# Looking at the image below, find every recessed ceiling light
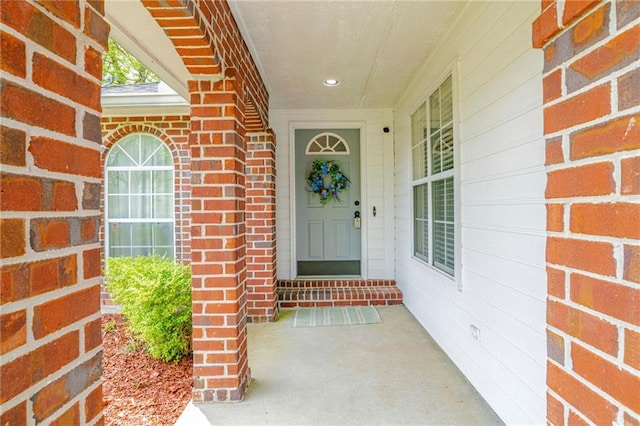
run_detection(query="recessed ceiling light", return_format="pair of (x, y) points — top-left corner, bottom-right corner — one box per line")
(323, 79), (340, 87)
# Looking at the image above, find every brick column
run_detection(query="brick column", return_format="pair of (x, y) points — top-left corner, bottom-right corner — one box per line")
(189, 79), (251, 402)
(533, 1), (640, 424)
(0, 1), (107, 424)
(246, 130), (277, 322)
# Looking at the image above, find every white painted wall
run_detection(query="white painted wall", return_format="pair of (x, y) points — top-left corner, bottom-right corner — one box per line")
(393, 2), (546, 424)
(271, 109), (395, 280)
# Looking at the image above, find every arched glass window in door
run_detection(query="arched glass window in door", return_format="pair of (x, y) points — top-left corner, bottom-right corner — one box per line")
(305, 132), (350, 155)
(105, 133), (175, 258)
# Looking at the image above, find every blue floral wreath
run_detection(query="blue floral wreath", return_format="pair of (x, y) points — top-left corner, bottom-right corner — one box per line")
(306, 159), (350, 205)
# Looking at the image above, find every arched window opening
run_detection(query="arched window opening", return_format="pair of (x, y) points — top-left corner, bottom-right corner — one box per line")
(105, 133), (175, 258)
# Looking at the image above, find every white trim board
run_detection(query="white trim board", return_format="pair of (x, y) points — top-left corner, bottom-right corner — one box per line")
(271, 108), (395, 281)
(288, 121), (368, 279)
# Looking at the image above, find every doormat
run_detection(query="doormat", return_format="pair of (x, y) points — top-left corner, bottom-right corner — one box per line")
(293, 306), (382, 328)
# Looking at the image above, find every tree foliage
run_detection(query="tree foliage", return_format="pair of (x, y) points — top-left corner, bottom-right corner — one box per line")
(102, 38), (160, 87)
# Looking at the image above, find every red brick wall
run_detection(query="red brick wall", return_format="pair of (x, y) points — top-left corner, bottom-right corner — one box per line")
(100, 115), (192, 305)
(244, 102), (277, 322)
(246, 130), (277, 322)
(0, 0), (107, 423)
(534, 0), (640, 424)
(196, 0), (269, 127)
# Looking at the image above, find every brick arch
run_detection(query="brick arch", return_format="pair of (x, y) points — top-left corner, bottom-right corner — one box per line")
(140, 0), (221, 77)
(141, 0), (269, 127)
(102, 124), (182, 167)
(100, 124), (192, 265)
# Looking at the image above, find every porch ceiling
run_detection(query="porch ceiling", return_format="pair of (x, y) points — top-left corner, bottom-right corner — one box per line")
(105, 0), (462, 110)
(229, 0), (461, 109)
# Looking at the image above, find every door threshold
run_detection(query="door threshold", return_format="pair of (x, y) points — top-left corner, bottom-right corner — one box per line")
(295, 275), (363, 280)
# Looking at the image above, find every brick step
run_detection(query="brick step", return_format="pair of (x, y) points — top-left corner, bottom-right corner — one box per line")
(277, 280), (403, 309)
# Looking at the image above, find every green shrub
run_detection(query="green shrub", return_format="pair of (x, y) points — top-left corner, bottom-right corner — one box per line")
(104, 256), (192, 363)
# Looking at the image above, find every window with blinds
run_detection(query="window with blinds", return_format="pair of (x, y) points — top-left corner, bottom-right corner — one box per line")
(411, 75), (455, 277)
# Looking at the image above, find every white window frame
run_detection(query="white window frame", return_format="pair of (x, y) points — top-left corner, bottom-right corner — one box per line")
(104, 133), (176, 259)
(410, 70), (460, 284)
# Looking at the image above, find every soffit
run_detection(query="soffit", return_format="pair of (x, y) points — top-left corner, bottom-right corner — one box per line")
(105, 0), (191, 100)
(228, 0), (461, 109)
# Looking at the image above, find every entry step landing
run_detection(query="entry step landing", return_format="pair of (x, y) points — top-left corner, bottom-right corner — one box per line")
(277, 279), (403, 309)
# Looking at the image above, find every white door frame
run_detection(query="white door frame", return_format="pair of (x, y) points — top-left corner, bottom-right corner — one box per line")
(289, 121), (368, 279)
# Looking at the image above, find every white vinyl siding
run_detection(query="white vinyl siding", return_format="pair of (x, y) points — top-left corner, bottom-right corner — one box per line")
(105, 133), (175, 258)
(412, 75), (455, 276)
(394, 2), (545, 424)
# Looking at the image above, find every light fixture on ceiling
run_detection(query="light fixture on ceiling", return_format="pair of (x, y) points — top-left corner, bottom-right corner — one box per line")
(323, 79), (340, 87)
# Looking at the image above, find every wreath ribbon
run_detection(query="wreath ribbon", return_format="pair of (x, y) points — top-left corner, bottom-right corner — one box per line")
(306, 159), (350, 205)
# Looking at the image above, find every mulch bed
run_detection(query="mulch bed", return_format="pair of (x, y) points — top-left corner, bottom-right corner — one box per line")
(102, 314), (193, 426)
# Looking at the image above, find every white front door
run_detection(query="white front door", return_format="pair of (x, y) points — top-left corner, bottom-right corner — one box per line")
(295, 129), (361, 276)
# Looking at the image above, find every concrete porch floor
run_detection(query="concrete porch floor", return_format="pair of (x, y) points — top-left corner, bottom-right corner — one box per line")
(176, 306), (503, 425)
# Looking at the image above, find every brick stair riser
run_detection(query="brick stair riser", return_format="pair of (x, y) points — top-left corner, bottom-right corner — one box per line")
(277, 285), (403, 309)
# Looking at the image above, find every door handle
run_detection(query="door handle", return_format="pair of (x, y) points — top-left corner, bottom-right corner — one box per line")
(353, 211), (361, 229)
